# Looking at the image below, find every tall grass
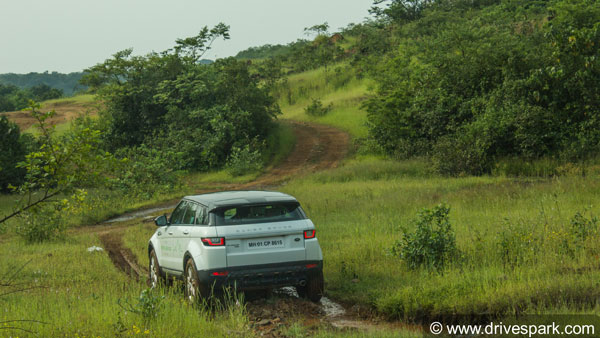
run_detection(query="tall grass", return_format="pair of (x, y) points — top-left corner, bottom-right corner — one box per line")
(0, 232), (250, 337)
(276, 157), (600, 321)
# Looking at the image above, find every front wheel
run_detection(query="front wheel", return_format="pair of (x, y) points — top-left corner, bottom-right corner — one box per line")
(296, 270), (324, 302)
(149, 250), (163, 288)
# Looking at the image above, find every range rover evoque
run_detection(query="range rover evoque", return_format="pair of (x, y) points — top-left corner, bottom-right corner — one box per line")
(148, 191), (324, 302)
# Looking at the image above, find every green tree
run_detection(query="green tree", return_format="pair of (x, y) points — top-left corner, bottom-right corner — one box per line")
(0, 115), (27, 192)
(0, 102), (111, 234)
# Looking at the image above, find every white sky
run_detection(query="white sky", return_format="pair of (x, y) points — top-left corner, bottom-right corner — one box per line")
(0, 0), (374, 74)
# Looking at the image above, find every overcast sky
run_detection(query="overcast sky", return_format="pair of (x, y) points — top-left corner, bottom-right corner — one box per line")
(0, 0), (375, 74)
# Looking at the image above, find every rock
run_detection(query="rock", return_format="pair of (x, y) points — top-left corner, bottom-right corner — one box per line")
(87, 246), (104, 252)
(351, 278), (359, 283)
(256, 319), (271, 326)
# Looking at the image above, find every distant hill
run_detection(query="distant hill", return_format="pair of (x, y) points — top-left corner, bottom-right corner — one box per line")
(0, 72), (85, 96)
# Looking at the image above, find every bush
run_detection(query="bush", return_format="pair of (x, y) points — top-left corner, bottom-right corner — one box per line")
(226, 144), (263, 176)
(304, 98), (333, 117)
(431, 133), (490, 176)
(391, 204), (458, 270)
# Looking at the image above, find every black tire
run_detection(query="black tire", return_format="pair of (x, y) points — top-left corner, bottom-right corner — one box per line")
(184, 258), (207, 304)
(148, 249), (164, 288)
(296, 270), (324, 302)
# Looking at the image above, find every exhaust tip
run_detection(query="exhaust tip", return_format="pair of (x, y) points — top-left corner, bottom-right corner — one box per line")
(298, 280), (307, 287)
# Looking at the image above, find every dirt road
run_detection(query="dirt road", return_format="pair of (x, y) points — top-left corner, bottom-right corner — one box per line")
(93, 121), (409, 336)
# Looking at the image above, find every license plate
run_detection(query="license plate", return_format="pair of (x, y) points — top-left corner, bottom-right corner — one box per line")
(247, 237), (285, 250)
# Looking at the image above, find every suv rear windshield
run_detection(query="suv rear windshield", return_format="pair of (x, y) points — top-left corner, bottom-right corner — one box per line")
(213, 203), (304, 226)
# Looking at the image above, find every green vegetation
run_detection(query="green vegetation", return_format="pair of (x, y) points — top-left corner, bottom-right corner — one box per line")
(0, 115), (29, 192)
(0, 83), (63, 112)
(0, 71), (84, 95)
(365, 0), (600, 175)
(2, 0), (600, 335)
(0, 231), (250, 337)
(278, 157), (600, 320)
(276, 65), (371, 138)
(82, 24), (278, 172)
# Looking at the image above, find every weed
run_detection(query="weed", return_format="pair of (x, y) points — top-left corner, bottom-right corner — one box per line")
(569, 210), (599, 246)
(391, 204), (458, 270)
(304, 98), (333, 117)
(118, 288), (165, 323)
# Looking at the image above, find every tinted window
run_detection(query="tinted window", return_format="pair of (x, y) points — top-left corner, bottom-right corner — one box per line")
(182, 202), (197, 225)
(170, 201), (187, 225)
(195, 206), (208, 225)
(214, 203), (304, 226)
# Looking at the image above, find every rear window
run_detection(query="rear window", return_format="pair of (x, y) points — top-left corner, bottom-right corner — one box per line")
(213, 203), (304, 226)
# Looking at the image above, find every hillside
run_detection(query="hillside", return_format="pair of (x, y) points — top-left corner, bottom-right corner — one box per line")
(1, 94), (97, 132)
(0, 71), (85, 95)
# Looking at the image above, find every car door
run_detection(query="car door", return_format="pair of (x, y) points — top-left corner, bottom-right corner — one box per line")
(161, 201), (187, 272)
(172, 201), (198, 269)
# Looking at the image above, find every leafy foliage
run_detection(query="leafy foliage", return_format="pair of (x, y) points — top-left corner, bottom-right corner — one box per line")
(82, 24), (279, 171)
(0, 71), (84, 96)
(226, 143), (263, 177)
(365, 0), (600, 174)
(0, 116), (28, 192)
(391, 204), (458, 270)
(0, 103), (112, 237)
(0, 83), (63, 112)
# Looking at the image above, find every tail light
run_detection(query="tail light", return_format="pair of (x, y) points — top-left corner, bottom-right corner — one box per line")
(304, 230), (316, 239)
(201, 237), (225, 246)
(305, 263), (318, 269)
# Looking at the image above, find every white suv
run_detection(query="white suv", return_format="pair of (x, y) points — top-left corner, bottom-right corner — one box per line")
(148, 191), (324, 302)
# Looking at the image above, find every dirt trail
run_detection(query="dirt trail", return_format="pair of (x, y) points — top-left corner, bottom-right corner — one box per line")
(94, 121), (407, 335)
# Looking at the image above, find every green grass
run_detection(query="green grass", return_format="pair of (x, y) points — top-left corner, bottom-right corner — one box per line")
(0, 231), (250, 337)
(274, 156), (600, 321)
(276, 65), (372, 138)
(42, 94), (96, 105)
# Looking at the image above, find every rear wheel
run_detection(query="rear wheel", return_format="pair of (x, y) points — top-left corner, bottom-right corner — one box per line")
(296, 270), (324, 302)
(184, 258), (206, 304)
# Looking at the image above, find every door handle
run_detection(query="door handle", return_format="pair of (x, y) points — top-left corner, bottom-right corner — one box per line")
(168, 231), (173, 235)
(182, 230), (189, 235)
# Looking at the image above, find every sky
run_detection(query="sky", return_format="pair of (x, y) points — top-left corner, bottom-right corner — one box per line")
(0, 0), (375, 74)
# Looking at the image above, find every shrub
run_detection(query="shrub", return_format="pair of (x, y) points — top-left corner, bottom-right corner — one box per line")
(16, 203), (66, 243)
(391, 204), (458, 270)
(226, 144), (263, 176)
(304, 98), (333, 117)
(118, 288), (165, 323)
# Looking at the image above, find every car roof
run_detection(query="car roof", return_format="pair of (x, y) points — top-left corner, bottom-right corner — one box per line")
(184, 190), (298, 210)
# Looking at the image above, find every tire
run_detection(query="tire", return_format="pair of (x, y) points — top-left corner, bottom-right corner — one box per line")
(149, 249), (163, 288)
(296, 270), (324, 302)
(184, 258), (206, 304)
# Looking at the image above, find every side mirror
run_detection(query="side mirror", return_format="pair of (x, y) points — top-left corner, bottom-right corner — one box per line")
(155, 214), (168, 227)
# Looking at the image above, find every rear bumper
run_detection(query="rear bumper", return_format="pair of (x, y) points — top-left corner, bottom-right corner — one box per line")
(197, 260), (323, 290)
